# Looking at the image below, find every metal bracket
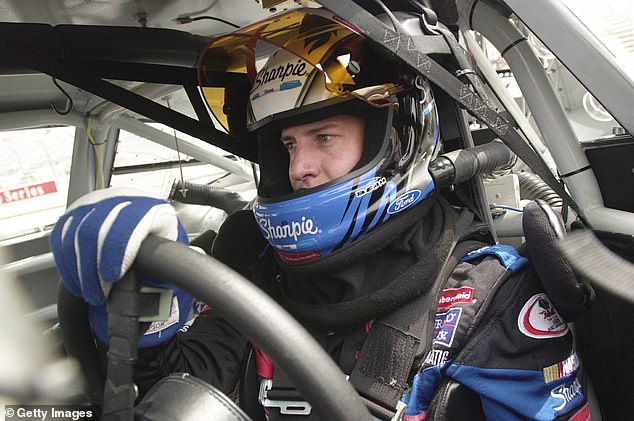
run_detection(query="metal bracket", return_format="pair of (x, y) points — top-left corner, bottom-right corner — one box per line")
(258, 379), (312, 416)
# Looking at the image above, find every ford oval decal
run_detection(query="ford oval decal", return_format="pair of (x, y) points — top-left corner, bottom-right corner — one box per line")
(388, 190), (422, 214)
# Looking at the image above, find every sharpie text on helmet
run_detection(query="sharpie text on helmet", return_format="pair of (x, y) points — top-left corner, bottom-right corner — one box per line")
(257, 215), (320, 242)
(254, 58), (308, 90)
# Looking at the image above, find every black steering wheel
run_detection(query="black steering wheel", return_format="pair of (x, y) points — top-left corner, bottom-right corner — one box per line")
(109, 234), (373, 420)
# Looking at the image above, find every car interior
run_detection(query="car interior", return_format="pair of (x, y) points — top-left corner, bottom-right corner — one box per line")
(0, 0), (632, 419)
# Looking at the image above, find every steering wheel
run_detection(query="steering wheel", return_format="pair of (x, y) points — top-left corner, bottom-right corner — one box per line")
(113, 234), (373, 420)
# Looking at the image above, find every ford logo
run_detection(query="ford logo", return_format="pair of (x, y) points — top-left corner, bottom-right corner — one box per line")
(388, 190), (422, 214)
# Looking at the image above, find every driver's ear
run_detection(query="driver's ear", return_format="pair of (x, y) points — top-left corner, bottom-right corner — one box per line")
(211, 209), (267, 272)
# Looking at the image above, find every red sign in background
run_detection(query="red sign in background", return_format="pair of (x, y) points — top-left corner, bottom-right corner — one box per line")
(1, 181), (58, 204)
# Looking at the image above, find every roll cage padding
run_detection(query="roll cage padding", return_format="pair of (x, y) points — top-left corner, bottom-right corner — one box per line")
(0, 23), (208, 73)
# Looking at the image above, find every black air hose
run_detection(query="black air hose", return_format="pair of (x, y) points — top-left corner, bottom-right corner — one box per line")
(429, 140), (517, 189)
(517, 171), (563, 208)
(169, 180), (248, 215)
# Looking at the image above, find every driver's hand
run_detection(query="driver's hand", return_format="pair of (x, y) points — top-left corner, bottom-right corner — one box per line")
(51, 187), (195, 347)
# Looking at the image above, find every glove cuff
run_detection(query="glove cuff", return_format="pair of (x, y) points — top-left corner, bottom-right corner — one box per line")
(89, 289), (195, 348)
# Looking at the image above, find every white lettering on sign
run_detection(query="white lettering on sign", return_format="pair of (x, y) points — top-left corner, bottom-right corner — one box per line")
(1, 181), (57, 204)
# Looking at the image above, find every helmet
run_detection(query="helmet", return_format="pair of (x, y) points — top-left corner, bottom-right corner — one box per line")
(198, 8), (440, 265)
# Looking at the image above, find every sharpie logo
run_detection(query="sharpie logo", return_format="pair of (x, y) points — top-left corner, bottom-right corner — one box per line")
(550, 378), (582, 411)
(254, 59), (308, 89)
(388, 190), (421, 214)
(257, 216), (319, 242)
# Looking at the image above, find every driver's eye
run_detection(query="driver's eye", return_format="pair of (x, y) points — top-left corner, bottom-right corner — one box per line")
(317, 134), (334, 143)
(282, 140), (296, 151)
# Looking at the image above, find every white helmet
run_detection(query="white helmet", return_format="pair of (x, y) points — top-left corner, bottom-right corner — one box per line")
(199, 8), (440, 265)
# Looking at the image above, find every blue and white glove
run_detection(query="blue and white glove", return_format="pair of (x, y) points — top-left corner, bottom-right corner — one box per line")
(51, 187), (195, 348)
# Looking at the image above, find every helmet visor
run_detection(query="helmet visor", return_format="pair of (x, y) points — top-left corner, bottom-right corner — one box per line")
(198, 8), (409, 136)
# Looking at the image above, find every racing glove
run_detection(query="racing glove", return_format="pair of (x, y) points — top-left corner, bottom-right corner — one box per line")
(51, 187), (195, 348)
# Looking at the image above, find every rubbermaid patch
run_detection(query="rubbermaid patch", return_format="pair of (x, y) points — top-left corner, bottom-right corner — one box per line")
(438, 286), (475, 310)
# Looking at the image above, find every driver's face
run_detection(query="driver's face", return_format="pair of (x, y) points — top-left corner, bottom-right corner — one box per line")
(281, 115), (364, 191)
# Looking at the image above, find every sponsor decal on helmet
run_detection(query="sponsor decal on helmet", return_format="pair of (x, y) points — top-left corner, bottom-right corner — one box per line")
(550, 377), (583, 412)
(518, 293), (569, 339)
(433, 307), (462, 348)
(387, 190), (422, 214)
(251, 88), (274, 101)
(251, 80), (304, 102)
(253, 58), (308, 90)
(277, 250), (321, 263)
(277, 238), (318, 251)
(543, 353), (580, 384)
(437, 287), (475, 310)
(257, 216), (320, 242)
(280, 80), (302, 90)
(355, 176), (387, 198)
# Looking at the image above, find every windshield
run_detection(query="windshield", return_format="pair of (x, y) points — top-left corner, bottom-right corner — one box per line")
(561, 0), (634, 81)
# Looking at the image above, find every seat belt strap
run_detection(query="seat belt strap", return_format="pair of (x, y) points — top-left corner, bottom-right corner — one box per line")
(347, 217), (479, 419)
(317, 0), (581, 218)
(348, 294), (434, 418)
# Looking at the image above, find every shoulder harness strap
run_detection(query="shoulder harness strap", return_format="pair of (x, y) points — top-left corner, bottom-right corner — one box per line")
(348, 214), (479, 420)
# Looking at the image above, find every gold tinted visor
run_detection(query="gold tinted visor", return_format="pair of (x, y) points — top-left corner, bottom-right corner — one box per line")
(198, 8), (408, 136)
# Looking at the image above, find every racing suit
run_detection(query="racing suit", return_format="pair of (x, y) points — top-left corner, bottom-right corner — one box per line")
(132, 200), (589, 420)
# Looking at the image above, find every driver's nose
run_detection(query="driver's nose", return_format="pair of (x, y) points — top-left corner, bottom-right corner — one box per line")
(289, 143), (321, 190)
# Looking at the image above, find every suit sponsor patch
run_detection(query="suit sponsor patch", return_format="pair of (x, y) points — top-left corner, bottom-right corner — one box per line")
(424, 349), (450, 366)
(550, 377), (583, 412)
(438, 286), (475, 310)
(569, 403), (591, 421)
(145, 296), (179, 335)
(433, 308), (462, 348)
(518, 293), (569, 339)
(543, 353), (580, 383)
